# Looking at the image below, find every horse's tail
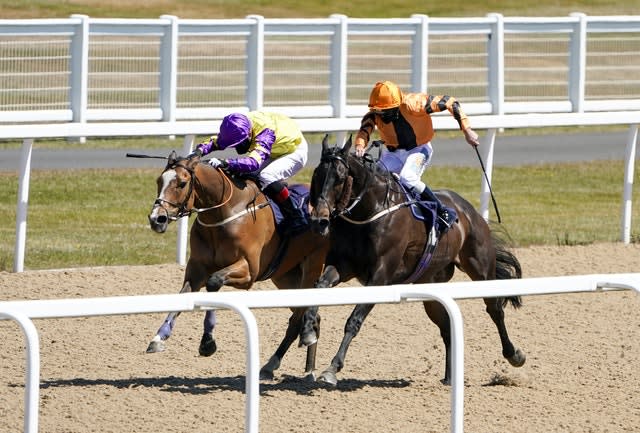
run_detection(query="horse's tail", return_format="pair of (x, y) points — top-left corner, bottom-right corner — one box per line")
(490, 223), (523, 310)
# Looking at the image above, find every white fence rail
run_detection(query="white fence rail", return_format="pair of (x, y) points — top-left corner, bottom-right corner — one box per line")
(1, 14), (640, 123)
(1, 273), (639, 433)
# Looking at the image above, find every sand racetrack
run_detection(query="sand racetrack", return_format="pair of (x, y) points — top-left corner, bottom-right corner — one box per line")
(1, 242), (639, 433)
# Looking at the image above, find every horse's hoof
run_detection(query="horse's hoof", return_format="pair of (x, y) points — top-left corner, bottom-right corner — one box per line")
(146, 340), (166, 353)
(199, 336), (217, 357)
(299, 331), (318, 347)
(440, 377), (451, 386)
(508, 349), (526, 367)
(316, 371), (338, 387)
(304, 370), (317, 382)
(259, 369), (275, 381)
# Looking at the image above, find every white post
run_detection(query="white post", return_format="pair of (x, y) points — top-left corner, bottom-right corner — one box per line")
(246, 15), (265, 110)
(410, 14), (429, 93)
(194, 300), (260, 433)
(69, 14), (89, 143)
(14, 139), (33, 272)
(329, 14), (348, 118)
(487, 13), (504, 116)
(479, 129), (497, 221)
(0, 310), (40, 433)
(621, 124), (638, 244)
(176, 135), (195, 265)
(159, 15), (179, 126)
(569, 13), (587, 113)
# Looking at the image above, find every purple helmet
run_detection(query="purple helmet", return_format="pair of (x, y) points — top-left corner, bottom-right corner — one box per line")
(217, 113), (251, 150)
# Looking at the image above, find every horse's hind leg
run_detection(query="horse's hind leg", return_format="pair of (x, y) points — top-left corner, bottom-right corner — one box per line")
(484, 297), (526, 368)
(317, 303), (375, 387)
(423, 300), (453, 384)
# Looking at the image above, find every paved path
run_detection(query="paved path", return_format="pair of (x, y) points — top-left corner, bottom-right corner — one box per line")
(0, 131), (635, 172)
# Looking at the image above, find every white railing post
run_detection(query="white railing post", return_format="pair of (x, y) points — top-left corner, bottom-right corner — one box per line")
(14, 139), (33, 273)
(411, 14), (429, 93)
(479, 128), (497, 221)
(69, 14), (89, 143)
(329, 14), (348, 118)
(0, 310), (40, 433)
(569, 13), (587, 113)
(176, 135), (195, 265)
(194, 300), (260, 433)
(621, 124), (638, 244)
(487, 13), (504, 116)
(246, 15), (264, 110)
(159, 15), (179, 124)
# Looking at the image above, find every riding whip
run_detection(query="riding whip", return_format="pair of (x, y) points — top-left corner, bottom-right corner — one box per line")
(125, 153), (168, 159)
(474, 146), (502, 223)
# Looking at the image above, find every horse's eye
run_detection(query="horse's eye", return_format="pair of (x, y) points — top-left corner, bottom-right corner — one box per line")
(177, 180), (187, 189)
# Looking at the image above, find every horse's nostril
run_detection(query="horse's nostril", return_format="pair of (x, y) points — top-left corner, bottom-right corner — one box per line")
(319, 219), (329, 230)
(156, 215), (168, 224)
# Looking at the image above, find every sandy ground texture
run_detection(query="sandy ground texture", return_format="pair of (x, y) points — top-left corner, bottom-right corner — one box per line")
(0, 242), (639, 433)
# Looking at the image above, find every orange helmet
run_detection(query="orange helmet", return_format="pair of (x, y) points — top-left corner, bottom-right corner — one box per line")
(368, 81), (403, 110)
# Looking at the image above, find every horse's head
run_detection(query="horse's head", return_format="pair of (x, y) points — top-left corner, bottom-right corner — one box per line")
(148, 150), (199, 233)
(309, 135), (353, 236)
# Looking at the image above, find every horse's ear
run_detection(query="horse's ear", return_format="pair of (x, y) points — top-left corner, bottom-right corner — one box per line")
(321, 134), (329, 153)
(167, 150), (178, 165)
(342, 135), (352, 154)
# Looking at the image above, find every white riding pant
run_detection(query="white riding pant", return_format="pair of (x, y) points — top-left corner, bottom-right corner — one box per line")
(258, 137), (308, 187)
(379, 143), (433, 194)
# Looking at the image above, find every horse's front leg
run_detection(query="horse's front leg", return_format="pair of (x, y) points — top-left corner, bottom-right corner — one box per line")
(199, 258), (253, 357)
(299, 265), (341, 347)
(317, 303), (375, 387)
(146, 280), (194, 353)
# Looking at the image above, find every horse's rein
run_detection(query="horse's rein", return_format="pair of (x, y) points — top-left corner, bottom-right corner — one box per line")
(194, 167), (271, 228)
(324, 152), (415, 224)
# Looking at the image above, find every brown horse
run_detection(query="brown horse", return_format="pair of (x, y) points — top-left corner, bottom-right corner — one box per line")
(304, 136), (526, 386)
(146, 150), (328, 380)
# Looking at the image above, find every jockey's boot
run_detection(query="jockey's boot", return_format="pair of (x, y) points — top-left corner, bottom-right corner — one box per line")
(278, 195), (308, 237)
(419, 185), (457, 232)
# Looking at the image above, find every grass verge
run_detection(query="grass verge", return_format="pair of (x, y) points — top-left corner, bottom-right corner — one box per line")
(1, 160), (638, 271)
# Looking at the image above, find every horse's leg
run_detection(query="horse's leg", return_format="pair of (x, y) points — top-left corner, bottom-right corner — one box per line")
(483, 297), (526, 368)
(259, 307), (312, 380)
(423, 300), (453, 384)
(199, 258), (253, 357)
(146, 279), (195, 353)
(317, 303), (375, 387)
(300, 264), (341, 347)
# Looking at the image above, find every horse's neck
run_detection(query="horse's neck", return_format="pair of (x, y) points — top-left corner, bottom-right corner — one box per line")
(347, 157), (396, 212)
(194, 164), (260, 210)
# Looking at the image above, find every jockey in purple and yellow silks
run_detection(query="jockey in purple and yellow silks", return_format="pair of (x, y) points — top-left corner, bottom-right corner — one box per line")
(354, 80), (480, 231)
(193, 111), (309, 236)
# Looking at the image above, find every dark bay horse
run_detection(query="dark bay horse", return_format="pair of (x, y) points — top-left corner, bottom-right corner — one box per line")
(146, 151), (328, 380)
(305, 136), (525, 386)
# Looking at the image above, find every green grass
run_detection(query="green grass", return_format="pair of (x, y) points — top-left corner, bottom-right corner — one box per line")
(1, 160), (638, 271)
(0, 0), (635, 19)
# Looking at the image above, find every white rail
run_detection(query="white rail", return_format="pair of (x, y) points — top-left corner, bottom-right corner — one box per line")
(5, 111), (639, 272)
(1, 273), (639, 433)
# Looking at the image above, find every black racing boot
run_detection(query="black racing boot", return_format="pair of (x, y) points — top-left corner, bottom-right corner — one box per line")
(419, 186), (457, 232)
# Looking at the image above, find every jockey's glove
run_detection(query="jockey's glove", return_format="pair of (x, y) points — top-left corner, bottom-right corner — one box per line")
(208, 157), (228, 169)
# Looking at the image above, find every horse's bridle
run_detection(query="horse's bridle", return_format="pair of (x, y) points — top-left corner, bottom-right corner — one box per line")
(316, 151), (371, 219)
(152, 162), (233, 221)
